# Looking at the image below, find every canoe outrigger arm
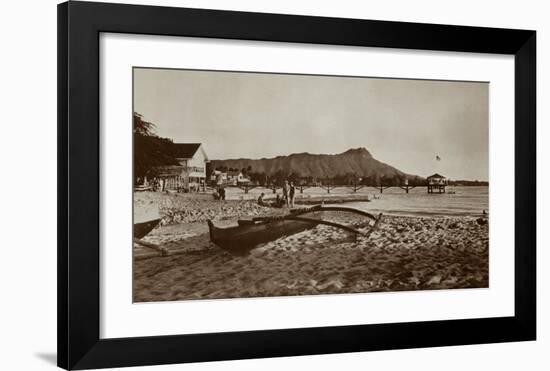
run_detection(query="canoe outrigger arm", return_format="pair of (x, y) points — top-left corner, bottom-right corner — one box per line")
(287, 216), (362, 235)
(254, 205), (382, 236)
(290, 205), (380, 221)
(207, 205), (383, 254)
(133, 238), (169, 256)
(308, 206), (382, 236)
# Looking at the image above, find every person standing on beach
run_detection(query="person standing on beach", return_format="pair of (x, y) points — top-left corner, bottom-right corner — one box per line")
(282, 180), (289, 207)
(289, 182), (296, 208)
(257, 192), (269, 206)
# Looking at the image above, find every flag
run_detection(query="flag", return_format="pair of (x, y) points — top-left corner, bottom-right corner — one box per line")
(436, 155), (441, 161)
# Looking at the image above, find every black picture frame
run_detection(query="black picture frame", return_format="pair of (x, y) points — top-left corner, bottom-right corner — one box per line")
(58, 1), (536, 369)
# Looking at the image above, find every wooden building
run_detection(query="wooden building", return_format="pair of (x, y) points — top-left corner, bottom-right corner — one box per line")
(427, 173), (447, 193)
(153, 143), (209, 192)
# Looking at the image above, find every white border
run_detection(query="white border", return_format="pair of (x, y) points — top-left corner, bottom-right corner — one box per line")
(100, 33), (514, 339)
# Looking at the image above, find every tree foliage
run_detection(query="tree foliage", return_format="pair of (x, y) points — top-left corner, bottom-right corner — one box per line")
(133, 112), (179, 182)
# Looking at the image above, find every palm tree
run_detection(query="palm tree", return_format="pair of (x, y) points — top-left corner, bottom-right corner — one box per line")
(133, 112), (155, 136)
(133, 112), (179, 182)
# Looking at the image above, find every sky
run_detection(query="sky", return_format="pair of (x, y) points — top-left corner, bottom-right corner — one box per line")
(134, 68), (489, 181)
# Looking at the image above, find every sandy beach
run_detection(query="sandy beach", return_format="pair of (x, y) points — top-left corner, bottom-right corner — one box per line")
(133, 192), (488, 302)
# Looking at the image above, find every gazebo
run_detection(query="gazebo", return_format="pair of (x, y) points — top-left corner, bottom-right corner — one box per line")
(426, 173), (447, 193)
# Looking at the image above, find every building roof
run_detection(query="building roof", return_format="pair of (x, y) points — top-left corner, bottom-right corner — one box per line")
(427, 173), (446, 179)
(171, 143), (201, 159)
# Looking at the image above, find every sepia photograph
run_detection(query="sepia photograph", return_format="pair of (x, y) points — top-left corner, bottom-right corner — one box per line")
(132, 67), (489, 303)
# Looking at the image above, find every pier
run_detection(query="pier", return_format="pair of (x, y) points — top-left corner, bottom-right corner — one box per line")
(222, 182), (445, 194)
(427, 184), (446, 194)
(217, 173), (448, 195)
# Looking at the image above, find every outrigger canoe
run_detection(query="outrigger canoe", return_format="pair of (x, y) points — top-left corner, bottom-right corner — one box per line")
(134, 218), (161, 239)
(133, 206), (166, 255)
(208, 205), (382, 255)
(134, 206), (161, 239)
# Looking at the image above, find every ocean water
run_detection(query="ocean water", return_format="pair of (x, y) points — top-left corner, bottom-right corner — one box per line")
(223, 186), (488, 217)
(343, 186), (489, 217)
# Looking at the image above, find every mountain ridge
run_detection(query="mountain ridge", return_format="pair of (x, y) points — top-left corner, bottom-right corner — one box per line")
(209, 147), (417, 180)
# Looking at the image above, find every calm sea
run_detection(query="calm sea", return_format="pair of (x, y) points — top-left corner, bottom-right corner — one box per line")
(344, 186), (488, 217)
(223, 186), (488, 217)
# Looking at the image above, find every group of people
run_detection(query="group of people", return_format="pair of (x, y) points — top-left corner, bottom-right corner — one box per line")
(257, 180), (296, 208)
(213, 180), (298, 207)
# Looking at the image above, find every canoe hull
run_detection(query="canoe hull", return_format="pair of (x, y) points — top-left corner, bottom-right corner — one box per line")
(134, 218), (161, 239)
(208, 214), (320, 254)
